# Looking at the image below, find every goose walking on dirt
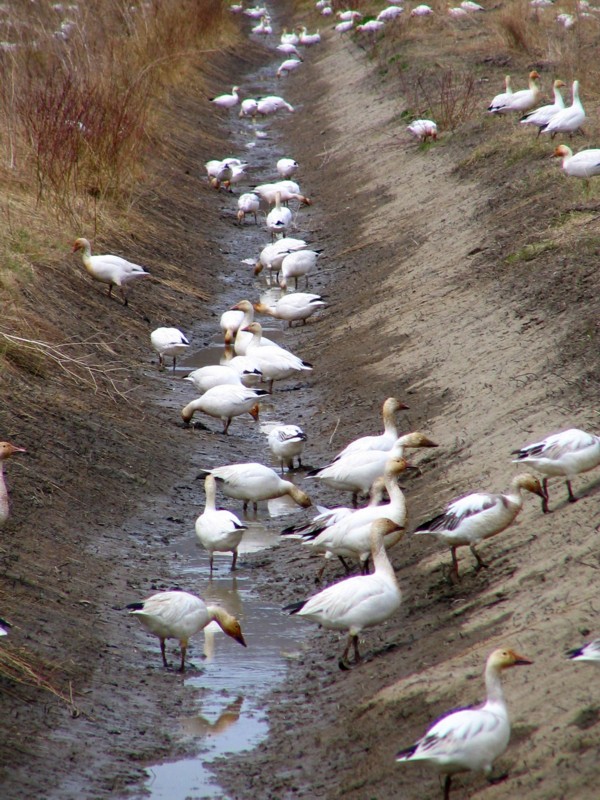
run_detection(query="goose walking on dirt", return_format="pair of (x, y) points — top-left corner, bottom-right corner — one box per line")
(254, 292), (326, 327)
(126, 589), (246, 672)
(407, 119), (438, 142)
(150, 327), (189, 371)
(511, 427), (600, 511)
(284, 519), (403, 669)
(552, 145), (600, 191)
(195, 475), (248, 572)
(414, 473), (545, 580)
(72, 238), (150, 306)
(540, 80), (586, 138)
(199, 463), (312, 513)
(396, 648), (533, 799)
(567, 639), (600, 664)
(0, 442), (26, 527)
(520, 79), (566, 136)
(333, 397), (409, 460)
(181, 385), (269, 433)
(267, 424), (307, 473)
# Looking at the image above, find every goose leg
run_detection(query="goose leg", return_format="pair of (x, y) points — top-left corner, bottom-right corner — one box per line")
(352, 492), (358, 508)
(449, 547), (460, 584)
(352, 634), (361, 663)
(443, 775), (452, 800)
(209, 554), (214, 574)
(566, 478), (578, 503)
(222, 417), (231, 435)
(470, 545), (488, 571)
(541, 478), (550, 513)
(231, 549), (238, 571)
(338, 555), (352, 574)
(179, 640), (188, 673)
(160, 638), (168, 668)
(339, 634), (353, 670)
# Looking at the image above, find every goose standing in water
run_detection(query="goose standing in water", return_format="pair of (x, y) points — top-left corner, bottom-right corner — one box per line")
(72, 238), (150, 306)
(396, 648), (533, 799)
(199, 462), (312, 513)
(511, 427), (600, 511)
(195, 475), (248, 572)
(127, 589), (246, 672)
(150, 327), (190, 371)
(0, 441), (26, 527)
(284, 519), (403, 668)
(181, 385), (268, 434)
(414, 473), (545, 580)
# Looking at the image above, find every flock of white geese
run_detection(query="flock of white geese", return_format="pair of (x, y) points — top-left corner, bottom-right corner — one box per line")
(2, 3), (600, 799)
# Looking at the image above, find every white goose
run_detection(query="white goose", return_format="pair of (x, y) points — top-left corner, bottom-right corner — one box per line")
(0, 442), (26, 527)
(266, 192), (293, 239)
(491, 71), (540, 114)
(220, 306), (245, 344)
(236, 192), (261, 225)
(553, 145), (600, 190)
(414, 473), (545, 580)
(407, 119), (438, 142)
(231, 300), (276, 354)
(181, 385), (269, 434)
(150, 327), (189, 371)
(254, 181), (310, 207)
(333, 397), (409, 460)
(200, 463), (312, 513)
(255, 237), (308, 281)
(0, 617), (11, 636)
(303, 457), (410, 574)
(487, 75), (513, 113)
(567, 639), (600, 664)
(195, 475), (248, 572)
(209, 86), (240, 109)
(72, 238), (150, 306)
(184, 364), (243, 392)
(239, 98), (259, 119)
(511, 427), (600, 511)
(242, 322), (313, 392)
(279, 249), (319, 290)
(267, 424), (307, 473)
(220, 352), (263, 387)
(276, 157), (299, 178)
(520, 79), (566, 136)
(285, 519), (403, 668)
(276, 43), (303, 60)
(276, 58), (302, 78)
(396, 648), (533, 799)
(253, 292), (326, 327)
(541, 80), (585, 137)
(256, 96), (295, 115)
(309, 432), (438, 507)
(298, 25), (321, 45)
(126, 590), (246, 672)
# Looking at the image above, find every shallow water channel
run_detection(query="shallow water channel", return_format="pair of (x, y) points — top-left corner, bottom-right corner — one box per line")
(143, 6), (319, 797)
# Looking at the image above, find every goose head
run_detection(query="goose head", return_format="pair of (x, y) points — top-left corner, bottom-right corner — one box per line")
(487, 648), (533, 672)
(512, 472), (545, 499)
(72, 237), (90, 254)
(0, 442), (26, 460)
(553, 144), (572, 160)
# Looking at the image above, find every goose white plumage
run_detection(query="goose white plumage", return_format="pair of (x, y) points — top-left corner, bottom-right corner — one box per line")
(279, 249), (319, 290)
(309, 432), (438, 506)
(266, 192), (293, 238)
(72, 238), (150, 305)
(253, 180), (310, 207)
(220, 352), (264, 387)
(378, 5), (404, 19)
(276, 157), (299, 178)
(414, 473), (545, 580)
(267, 424), (307, 473)
(356, 19), (385, 31)
(553, 145), (600, 188)
(540, 80), (585, 137)
(511, 427), (600, 511)
(285, 519), (403, 668)
(236, 192), (261, 224)
(276, 43), (303, 60)
(210, 86), (240, 109)
(150, 327), (190, 371)
(280, 27), (299, 45)
(256, 95), (294, 115)
(487, 75), (512, 113)
(200, 462), (312, 513)
(242, 322), (313, 392)
(520, 79), (566, 135)
(396, 648), (533, 800)
(334, 397), (409, 460)
(230, 300), (276, 354)
(0, 617), (11, 636)
(407, 119), (438, 142)
(126, 589), (246, 672)
(490, 71), (540, 114)
(239, 98), (259, 119)
(0, 442), (26, 527)
(298, 26), (321, 45)
(220, 307), (245, 344)
(254, 292), (326, 327)
(181, 385), (269, 433)
(195, 475), (248, 572)
(276, 58), (302, 78)
(184, 364), (243, 392)
(411, 4), (434, 15)
(254, 237), (308, 281)
(303, 457), (409, 574)
(567, 639), (600, 663)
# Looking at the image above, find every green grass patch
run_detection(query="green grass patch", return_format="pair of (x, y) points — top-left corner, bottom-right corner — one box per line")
(505, 240), (557, 263)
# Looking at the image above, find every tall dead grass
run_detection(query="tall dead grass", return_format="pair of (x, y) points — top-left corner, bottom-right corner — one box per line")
(0, 0), (234, 220)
